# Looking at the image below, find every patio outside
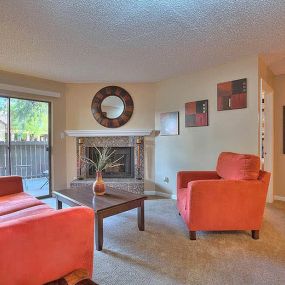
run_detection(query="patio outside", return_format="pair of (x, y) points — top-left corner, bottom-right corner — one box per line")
(23, 177), (49, 197)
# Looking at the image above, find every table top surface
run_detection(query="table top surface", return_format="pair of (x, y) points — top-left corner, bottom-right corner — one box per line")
(54, 186), (146, 212)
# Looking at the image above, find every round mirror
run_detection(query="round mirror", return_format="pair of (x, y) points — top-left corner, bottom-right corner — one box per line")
(91, 86), (134, 128)
(101, 96), (124, 119)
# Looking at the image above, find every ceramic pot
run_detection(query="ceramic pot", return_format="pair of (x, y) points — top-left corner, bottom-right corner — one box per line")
(93, 171), (106, 195)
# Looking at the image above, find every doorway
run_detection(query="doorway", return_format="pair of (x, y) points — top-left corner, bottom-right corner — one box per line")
(0, 96), (51, 198)
(260, 79), (274, 203)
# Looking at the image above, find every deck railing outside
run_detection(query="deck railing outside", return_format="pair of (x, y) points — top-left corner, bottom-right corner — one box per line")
(0, 141), (49, 179)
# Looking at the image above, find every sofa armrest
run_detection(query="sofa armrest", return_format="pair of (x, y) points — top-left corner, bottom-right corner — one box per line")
(177, 171), (220, 189)
(0, 176), (23, 196)
(0, 207), (94, 285)
(187, 179), (268, 231)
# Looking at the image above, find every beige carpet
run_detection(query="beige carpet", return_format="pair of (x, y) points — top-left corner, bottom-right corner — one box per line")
(92, 199), (285, 285)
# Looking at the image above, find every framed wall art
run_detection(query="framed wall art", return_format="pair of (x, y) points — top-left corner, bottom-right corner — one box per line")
(217, 78), (247, 111)
(185, 100), (208, 127)
(160, 111), (179, 136)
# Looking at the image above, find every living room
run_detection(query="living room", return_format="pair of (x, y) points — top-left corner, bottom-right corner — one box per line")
(0, 1), (285, 285)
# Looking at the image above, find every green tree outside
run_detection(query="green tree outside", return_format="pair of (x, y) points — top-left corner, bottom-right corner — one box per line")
(0, 98), (48, 141)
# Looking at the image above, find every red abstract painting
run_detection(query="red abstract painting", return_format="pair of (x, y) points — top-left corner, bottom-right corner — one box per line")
(217, 78), (247, 111)
(185, 100), (208, 127)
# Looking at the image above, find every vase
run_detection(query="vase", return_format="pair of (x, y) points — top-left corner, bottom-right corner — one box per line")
(93, 171), (106, 196)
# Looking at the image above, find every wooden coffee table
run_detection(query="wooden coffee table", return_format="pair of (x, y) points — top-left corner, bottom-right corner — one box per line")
(53, 187), (147, 251)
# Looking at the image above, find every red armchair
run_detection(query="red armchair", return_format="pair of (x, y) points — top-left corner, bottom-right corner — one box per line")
(177, 152), (271, 240)
(0, 176), (94, 285)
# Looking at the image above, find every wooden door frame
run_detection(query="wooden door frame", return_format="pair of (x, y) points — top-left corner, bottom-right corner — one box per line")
(259, 78), (274, 203)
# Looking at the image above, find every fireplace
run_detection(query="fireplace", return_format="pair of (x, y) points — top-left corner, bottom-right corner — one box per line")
(85, 147), (135, 179)
(73, 136), (145, 194)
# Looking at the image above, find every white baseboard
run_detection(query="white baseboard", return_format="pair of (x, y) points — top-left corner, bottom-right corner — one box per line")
(144, 190), (177, 200)
(144, 191), (156, 196)
(156, 191), (177, 200)
(274, 195), (285, 202)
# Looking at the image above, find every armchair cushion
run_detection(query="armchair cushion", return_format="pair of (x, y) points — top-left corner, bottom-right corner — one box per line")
(177, 171), (220, 189)
(216, 152), (260, 180)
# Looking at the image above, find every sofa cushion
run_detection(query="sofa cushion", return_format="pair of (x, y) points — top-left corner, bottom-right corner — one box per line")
(0, 192), (44, 216)
(0, 204), (53, 223)
(216, 152), (260, 180)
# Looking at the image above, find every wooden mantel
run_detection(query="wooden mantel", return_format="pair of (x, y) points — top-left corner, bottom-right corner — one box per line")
(64, 129), (153, 137)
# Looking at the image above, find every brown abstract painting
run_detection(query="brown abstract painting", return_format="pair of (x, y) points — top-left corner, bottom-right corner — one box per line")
(217, 78), (247, 111)
(185, 100), (208, 127)
(160, 112), (179, 135)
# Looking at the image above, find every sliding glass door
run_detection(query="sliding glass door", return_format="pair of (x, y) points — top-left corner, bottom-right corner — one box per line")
(0, 96), (51, 198)
(0, 97), (10, 177)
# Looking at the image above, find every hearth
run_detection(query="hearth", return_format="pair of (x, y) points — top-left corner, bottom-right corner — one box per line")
(86, 147), (135, 179)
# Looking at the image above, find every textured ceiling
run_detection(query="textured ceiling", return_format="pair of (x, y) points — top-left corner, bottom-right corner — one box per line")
(1, 0), (285, 83)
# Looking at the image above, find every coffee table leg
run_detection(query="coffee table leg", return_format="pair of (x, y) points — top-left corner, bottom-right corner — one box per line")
(138, 200), (145, 231)
(56, 198), (62, 210)
(95, 214), (103, 251)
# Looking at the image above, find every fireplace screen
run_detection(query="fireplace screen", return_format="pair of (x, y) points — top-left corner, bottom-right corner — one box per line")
(86, 147), (135, 178)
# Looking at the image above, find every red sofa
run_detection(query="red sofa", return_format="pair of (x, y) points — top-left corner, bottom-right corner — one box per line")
(0, 176), (94, 285)
(177, 152), (271, 240)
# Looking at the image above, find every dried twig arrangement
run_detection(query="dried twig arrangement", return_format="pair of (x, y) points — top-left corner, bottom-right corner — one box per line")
(81, 146), (123, 172)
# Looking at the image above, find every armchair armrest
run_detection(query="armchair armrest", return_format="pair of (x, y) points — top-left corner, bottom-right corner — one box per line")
(177, 171), (220, 189)
(0, 207), (94, 285)
(187, 179), (268, 231)
(0, 176), (23, 196)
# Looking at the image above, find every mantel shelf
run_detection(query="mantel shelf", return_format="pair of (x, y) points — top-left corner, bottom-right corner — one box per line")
(64, 129), (153, 137)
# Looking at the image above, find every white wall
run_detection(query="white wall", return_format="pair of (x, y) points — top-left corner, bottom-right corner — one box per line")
(154, 56), (259, 195)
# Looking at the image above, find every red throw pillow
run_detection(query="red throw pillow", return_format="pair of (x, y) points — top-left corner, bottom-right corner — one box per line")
(216, 152), (260, 180)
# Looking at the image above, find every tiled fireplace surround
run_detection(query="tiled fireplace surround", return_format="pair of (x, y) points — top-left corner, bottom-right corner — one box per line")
(70, 136), (145, 194)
